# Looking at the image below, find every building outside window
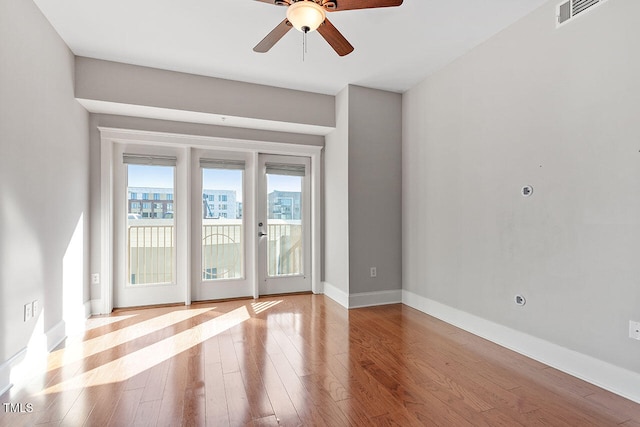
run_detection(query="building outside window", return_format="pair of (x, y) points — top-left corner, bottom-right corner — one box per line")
(202, 190), (238, 219)
(268, 191), (302, 220)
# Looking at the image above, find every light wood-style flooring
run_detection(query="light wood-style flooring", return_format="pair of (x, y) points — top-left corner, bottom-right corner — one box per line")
(1, 294), (639, 426)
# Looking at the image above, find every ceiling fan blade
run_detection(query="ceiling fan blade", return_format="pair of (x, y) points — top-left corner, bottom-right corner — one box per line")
(253, 19), (293, 53)
(324, 0), (402, 12)
(317, 18), (354, 56)
(254, 0), (290, 5)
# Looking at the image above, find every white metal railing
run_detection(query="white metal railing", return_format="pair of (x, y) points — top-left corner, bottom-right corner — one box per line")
(127, 220), (303, 284)
(128, 223), (174, 285)
(202, 222), (242, 280)
(267, 223), (302, 276)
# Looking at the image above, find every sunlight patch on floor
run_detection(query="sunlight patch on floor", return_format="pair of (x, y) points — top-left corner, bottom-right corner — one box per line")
(47, 308), (214, 371)
(40, 305), (252, 394)
(84, 314), (138, 331)
(251, 300), (282, 314)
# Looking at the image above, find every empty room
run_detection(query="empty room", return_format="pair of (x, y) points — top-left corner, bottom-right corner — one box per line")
(1, 0), (640, 425)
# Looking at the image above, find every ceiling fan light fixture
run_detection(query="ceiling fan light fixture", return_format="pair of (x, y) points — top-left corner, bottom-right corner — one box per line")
(286, 1), (326, 33)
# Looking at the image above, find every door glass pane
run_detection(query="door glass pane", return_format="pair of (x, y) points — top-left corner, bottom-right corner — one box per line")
(127, 165), (175, 285)
(202, 168), (243, 280)
(266, 173), (303, 277)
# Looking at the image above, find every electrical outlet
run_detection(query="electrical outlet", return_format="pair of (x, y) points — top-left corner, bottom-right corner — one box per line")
(24, 303), (32, 322)
(370, 267), (377, 278)
(630, 321), (640, 340)
(32, 300), (39, 316)
(91, 273), (100, 285)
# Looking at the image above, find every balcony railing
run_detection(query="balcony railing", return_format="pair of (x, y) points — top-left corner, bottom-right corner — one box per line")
(202, 222), (242, 280)
(128, 222), (174, 285)
(127, 220), (302, 285)
(267, 222), (302, 276)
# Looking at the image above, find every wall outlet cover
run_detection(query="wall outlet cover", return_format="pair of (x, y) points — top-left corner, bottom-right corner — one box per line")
(630, 321), (640, 340)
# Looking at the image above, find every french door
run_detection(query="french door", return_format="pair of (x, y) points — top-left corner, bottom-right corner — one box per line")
(114, 146), (313, 307)
(191, 149), (254, 301)
(257, 154), (311, 295)
(113, 144), (185, 308)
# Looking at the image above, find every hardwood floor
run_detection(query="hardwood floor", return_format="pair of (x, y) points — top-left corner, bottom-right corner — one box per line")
(2, 294), (639, 426)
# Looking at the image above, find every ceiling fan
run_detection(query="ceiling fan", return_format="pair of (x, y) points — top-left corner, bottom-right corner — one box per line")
(253, 0), (403, 57)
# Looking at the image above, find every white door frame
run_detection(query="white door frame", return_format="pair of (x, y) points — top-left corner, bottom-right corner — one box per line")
(113, 143), (186, 308)
(191, 148), (254, 301)
(257, 154), (312, 295)
(98, 127), (322, 314)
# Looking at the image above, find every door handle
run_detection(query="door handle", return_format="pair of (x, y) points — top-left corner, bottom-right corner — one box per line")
(258, 232), (267, 237)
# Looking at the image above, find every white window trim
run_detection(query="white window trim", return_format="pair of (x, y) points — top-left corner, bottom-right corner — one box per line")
(98, 127), (322, 314)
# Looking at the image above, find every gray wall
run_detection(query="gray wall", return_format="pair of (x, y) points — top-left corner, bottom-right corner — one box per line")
(0, 0), (89, 385)
(324, 88), (350, 294)
(403, 0), (640, 373)
(323, 85), (402, 299)
(348, 86), (402, 294)
(76, 57), (335, 129)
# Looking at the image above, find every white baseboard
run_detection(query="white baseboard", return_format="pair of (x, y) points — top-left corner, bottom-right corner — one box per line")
(0, 365), (10, 397)
(322, 281), (349, 308)
(402, 290), (640, 404)
(350, 289), (402, 308)
(323, 285), (403, 309)
(0, 318), (69, 397)
(46, 320), (67, 352)
(90, 299), (105, 315)
(0, 348), (26, 397)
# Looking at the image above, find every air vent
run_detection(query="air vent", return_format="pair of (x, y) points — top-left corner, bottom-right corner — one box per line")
(557, 0), (608, 26)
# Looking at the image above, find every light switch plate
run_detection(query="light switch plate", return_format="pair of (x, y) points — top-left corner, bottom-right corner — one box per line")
(24, 303), (33, 322)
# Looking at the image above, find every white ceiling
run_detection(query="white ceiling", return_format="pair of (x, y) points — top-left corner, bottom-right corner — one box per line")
(33, 0), (548, 95)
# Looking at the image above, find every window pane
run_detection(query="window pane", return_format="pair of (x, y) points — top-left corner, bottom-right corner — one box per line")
(202, 168), (243, 281)
(266, 173), (303, 277)
(127, 165), (175, 285)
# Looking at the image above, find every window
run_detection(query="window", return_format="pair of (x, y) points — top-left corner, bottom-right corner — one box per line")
(125, 157), (176, 285)
(130, 192), (137, 200)
(201, 159), (244, 281)
(266, 167), (304, 276)
(166, 194), (173, 201)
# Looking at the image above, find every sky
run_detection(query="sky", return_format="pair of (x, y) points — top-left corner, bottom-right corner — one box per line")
(128, 165), (302, 203)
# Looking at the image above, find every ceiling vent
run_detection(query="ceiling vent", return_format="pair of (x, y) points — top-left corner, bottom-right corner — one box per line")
(557, 0), (608, 26)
